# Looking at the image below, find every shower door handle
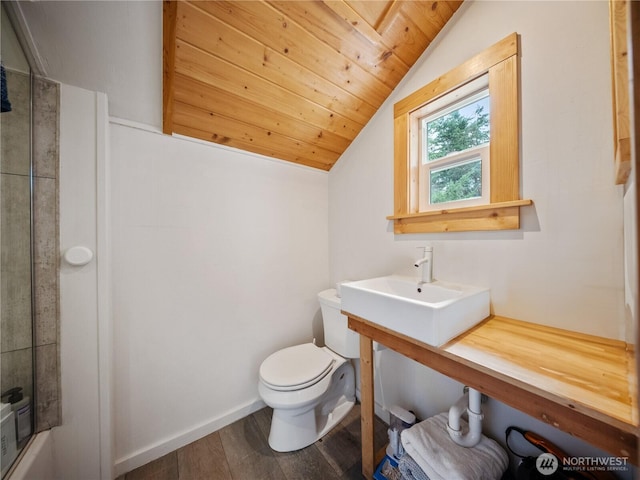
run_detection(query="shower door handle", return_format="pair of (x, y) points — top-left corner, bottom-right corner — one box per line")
(63, 246), (94, 266)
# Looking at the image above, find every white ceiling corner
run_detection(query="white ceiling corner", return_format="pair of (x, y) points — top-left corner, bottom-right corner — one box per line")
(16, 0), (163, 127)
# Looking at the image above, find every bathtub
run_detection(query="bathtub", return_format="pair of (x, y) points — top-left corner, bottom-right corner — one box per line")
(8, 431), (55, 480)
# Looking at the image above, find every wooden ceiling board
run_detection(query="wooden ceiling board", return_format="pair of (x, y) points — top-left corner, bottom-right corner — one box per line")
(405, 0), (458, 31)
(174, 40), (363, 139)
(345, 0), (395, 30)
(175, 123), (335, 171)
(379, 11), (432, 66)
(375, 2), (406, 36)
(163, 0), (463, 170)
(320, 1), (394, 46)
(194, 1), (392, 106)
(268, 1), (409, 88)
(173, 101), (339, 165)
(177, 2), (376, 125)
(173, 74), (351, 154)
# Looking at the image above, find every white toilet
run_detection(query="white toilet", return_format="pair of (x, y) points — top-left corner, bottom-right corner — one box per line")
(258, 288), (360, 452)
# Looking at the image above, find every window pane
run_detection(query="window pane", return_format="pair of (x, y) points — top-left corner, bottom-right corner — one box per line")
(430, 158), (482, 205)
(424, 94), (490, 163)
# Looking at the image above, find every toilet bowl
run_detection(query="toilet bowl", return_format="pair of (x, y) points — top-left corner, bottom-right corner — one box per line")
(258, 288), (360, 452)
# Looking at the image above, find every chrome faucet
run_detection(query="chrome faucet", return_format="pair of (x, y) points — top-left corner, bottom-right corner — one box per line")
(415, 246), (433, 291)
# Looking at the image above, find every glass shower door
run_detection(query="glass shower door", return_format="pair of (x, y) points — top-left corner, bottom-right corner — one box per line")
(0, 3), (35, 476)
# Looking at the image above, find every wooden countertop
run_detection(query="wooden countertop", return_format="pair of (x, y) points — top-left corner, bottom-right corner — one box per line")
(346, 313), (638, 469)
(444, 316), (636, 427)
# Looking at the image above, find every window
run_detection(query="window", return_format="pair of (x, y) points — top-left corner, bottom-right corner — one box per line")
(390, 33), (531, 233)
(416, 76), (490, 211)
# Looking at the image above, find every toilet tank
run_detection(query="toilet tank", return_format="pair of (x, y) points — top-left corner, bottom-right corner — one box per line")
(318, 288), (360, 359)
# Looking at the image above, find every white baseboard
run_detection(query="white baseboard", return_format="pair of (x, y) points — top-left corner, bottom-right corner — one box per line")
(113, 398), (266, 477)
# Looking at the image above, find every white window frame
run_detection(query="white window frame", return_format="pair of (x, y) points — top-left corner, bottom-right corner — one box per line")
(421, 144), (490, 211)
(410, 75), (490, 212)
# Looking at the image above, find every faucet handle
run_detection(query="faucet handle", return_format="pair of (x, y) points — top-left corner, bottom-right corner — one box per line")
(417, 245), (433, 254)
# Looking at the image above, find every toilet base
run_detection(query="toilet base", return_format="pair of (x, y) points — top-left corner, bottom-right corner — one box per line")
(267, 361), (355, 452)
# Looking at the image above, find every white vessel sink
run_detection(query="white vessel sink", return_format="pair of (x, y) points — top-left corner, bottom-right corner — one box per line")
(340, 275), (490, 347)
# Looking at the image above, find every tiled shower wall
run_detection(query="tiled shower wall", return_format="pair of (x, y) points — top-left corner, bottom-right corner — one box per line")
(32, 76), (60, 431)
(1, 69), (33, 425)
(0, 70), (60, 433)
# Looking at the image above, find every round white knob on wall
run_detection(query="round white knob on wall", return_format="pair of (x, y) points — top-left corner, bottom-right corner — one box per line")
(63, 246), (94, 266)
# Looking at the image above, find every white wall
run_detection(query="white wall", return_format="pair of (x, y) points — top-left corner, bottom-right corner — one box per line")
(109, 123), (330, 474)
(16, 1), (161, 126)
(56, 84), (108, 479)
(331, 0), (623, 340)
(330, 0), (631, 473)
(624, 157), (637, 345)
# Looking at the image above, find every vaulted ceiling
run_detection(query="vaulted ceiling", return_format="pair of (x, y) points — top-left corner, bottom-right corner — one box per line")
(163, 1), (463, 170)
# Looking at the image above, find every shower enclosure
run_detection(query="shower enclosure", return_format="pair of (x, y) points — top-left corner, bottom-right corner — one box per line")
(1, 4), (61, 477)
(1, 3), (35, 475)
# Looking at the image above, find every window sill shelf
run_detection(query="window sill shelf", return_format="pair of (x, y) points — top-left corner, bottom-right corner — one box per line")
(387, 199), (533, 233)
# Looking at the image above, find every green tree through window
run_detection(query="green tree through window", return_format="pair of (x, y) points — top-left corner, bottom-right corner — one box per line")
(426, 102), (490, 161)
(423, 96), (490, 204)
(430, 159), (482, 204)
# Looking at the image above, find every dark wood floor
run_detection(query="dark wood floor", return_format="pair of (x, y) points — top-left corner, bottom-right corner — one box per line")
(119, 404), (388, 480)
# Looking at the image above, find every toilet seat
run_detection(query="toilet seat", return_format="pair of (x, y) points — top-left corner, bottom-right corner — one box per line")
(259, 343), (334, 392)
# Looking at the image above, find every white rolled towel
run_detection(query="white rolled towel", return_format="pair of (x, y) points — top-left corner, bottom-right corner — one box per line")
(401, 413), (508, 480)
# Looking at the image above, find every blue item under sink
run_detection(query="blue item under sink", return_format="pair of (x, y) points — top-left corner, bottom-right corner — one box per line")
(374, 454), (400, 480)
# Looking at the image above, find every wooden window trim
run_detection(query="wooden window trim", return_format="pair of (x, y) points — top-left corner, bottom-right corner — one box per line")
(390, 32), (532, 233)
(609, 0), (632, 185)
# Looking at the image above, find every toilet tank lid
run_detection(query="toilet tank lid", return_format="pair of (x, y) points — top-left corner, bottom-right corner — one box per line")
(317, 288), (340, 307)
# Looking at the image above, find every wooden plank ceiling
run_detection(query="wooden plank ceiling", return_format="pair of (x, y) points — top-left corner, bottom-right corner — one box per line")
(163, 1), (463, 171)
